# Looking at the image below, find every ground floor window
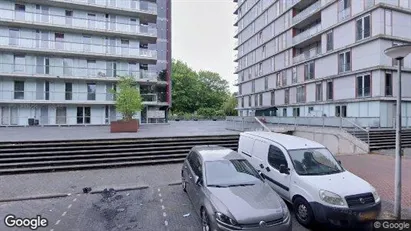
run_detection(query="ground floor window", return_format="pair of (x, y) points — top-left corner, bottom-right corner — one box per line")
(335, 105), (347, 117)
(77, 107), (91, 124)
(56, 107), (67, 124)
(283, 108), (287, 117)
(293, 107), (300, 117)
(0, 106), (18, 125)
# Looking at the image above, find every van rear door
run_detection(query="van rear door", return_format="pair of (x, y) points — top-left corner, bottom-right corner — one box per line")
(238, 134), (254, 160)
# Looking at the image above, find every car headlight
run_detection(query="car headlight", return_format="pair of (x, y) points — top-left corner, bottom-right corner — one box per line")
(215, 212), (238, 226)
(279, 199), (290, 220)
(372, 189), (380, 202)
(319, 189), (346, 206)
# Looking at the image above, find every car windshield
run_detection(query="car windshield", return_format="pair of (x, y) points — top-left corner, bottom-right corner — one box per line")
(288, 148), (344, 176)
(205, 159), (262, 187)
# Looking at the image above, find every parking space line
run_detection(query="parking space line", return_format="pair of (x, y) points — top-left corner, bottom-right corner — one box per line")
(163, 212), (167, 217)
(62, 211), (67, 217)
(164, 221), (168, 226)
(55, 220), (60, 225)
(161, 205), (165, 210)
(68, 204), (72, 209)
(73, 198), (77, 202)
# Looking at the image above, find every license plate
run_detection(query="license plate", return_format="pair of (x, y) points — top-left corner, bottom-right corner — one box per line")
(359, 211), (378, 221)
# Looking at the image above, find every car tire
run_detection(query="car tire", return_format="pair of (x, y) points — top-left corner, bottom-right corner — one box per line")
(201, 208), (211, 231)
(293, 197), (315, 228)
(182, 179), (187, 192)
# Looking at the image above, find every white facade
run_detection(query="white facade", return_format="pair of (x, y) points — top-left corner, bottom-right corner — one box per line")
(0, 0), (170, 126)
(234, 0), (411, 127)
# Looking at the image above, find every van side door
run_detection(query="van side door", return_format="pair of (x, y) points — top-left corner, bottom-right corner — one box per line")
(238, 135), (255, 163)
(264, 144), (291, 200)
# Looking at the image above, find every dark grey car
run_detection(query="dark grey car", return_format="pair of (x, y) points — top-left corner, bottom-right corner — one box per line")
(181, 145), (292, 231)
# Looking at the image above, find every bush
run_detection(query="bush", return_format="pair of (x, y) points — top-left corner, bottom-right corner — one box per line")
(197, 107), (217, 118)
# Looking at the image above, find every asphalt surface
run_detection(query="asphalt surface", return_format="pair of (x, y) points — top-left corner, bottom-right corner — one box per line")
(0, 184), (380, 231)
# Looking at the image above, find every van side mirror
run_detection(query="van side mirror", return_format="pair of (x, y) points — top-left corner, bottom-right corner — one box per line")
(279, 164), (290, 174)
(194, 176), (202, 186)
(257, 170), (265, 179)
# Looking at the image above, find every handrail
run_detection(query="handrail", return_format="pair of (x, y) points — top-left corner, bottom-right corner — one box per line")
(341, 117), (368, 132)
(254, 117), (272, 132)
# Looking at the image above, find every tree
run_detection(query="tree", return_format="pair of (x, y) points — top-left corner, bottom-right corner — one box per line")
(222, 93), (238, 116)
(114, 76), (142, 121)
(197, 71), (230, 110)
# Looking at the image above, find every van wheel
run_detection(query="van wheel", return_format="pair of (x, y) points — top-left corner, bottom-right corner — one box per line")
(293, 197), (315, 228)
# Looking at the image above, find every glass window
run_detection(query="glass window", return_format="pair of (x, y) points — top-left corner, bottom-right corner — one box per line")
(65, 82), (72, 100)
(284, 89), (289, 104)
(205, 160), (262, 187)
(14, 81), (24, 99)
(356, 74), (371, 97)
(87, 83), (96, 100)
(326, 31), (333, 51)
(289, 148), (344, 175)
(268, 145), (288, 170)
(385, 73), (392, 96)
(9, 28), (19, 46)
(315, 83), (322, 101)
(326, 81), (333, 100)
(13, 55), (25, 72)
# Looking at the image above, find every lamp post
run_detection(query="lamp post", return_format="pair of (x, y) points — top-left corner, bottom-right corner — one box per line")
(384, 44), (411, 219)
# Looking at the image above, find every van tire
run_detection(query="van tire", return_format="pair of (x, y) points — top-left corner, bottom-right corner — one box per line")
(293, 197), (315, 228)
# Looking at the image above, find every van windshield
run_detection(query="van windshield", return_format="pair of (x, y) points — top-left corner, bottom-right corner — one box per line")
(288, 148), (344, 176)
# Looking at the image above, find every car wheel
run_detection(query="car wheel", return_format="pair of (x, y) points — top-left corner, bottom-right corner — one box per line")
(201, 208), (211, 231)
(293, 197), (315, 228)
(182, 179), (187, 192)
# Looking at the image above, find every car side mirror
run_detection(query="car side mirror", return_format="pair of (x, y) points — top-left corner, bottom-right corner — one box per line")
(279, 164), (290, 174)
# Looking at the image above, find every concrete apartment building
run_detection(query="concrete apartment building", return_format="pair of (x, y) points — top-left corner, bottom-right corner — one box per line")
(234, 0), (411, 128)
(0, 0), (171, 126)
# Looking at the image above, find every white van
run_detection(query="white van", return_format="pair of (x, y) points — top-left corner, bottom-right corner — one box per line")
(238, 131), (381, 228)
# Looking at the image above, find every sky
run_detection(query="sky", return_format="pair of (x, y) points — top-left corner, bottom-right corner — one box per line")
(171, 0), (237, 93)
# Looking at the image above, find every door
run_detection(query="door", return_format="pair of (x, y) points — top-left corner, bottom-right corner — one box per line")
(40, 106), (48, 125)
(56, 107), (67, 124)
(264, 144), (291, 199)
(1, 107), (10, 125)
(36, 80), (44, 100)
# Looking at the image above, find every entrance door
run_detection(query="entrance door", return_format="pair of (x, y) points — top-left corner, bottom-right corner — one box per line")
(56, 107), (66, 124)
(1, 107), (10, 125)
(40, 106), (48, 125)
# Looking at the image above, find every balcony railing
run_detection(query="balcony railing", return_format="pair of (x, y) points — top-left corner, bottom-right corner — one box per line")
(0, 90), (117, 102)
(0, 62), (159, 81)
(292, 1), (321, 25)
(293, 46), (321, 63)
(364, 0), (374, 9)
(0, 34), (157, 60)
(292, 24), (322, 45)
(3, 7), (157, 37)
(50, 0), (157, 14)
(338, 7), (351, 22)
(141, 93), (158, 102)
(338, 63), (351, 73)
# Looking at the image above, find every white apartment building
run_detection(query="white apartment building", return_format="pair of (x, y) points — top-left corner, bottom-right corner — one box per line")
(0, 0), (172, 126)
(234, 0), (411, 128)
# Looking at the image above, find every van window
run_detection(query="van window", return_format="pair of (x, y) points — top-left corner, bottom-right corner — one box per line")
(267, 145), (288, 170)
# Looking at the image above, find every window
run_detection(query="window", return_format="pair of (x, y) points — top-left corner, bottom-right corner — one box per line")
(385, 73), (392, 96)
(326, 31), (333, 51)
(262, 45), (266, 59)
(284, 88), (289, 104)
(87, 13), (96, 28)
(271, 91), (275, 106)
(326, 81), (333, 100)
(63, 58), (73, 76)
(304, 61), (315, 80)
(339, 51), (351, 72)
(292, 67), (297, 84)
(77, 107), (91, 124)
(283, 108), (287, 117)
(296, 86), (305, 103)
(335, 105), (347, 117)
(315, 83), (322, 101)
(13, 55), (25, 72)
(56, 107), (67, 125)
(356, 15), (370, 41)
(264, 76), (268, 90)
(45, 81), (50, 100)
(281, 71), (287, 86)
(65, 82), (72, 100)
(83, 35), (92, 52)
(259, 94), (263, 106)
(254, 95), (258, 107)
(356, 74), (371, 97)
(271, 57), (275, 72)
(252, 80), (255, 93)
(87, 60), (96, 77)
(14, 81), (24, 99)
(65, 10), (73, 16)
(36, 57), (50, 74)
(258, 63), (263, 76)
(241, 97), (244, 107)
(87, 83), (96, 100)
(65, 10), (73, 25)
(385, 10), (392, 35)
(268, 145), (288, 170)
(55, 32), (64, 50)
(338, 0), (351, 21)
(15, 4), (25, 20)
(248, 96), (251, 107)
(276, 73), (281, 87)
(293, 107), (300, 117)
(9, 28), (19, 46)
(308, 107), (314, 114)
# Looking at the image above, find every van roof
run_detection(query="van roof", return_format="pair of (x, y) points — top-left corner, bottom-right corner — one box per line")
(242, 131), (324, 150)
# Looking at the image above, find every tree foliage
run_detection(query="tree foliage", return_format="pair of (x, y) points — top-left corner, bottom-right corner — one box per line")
(114, 76), (142, 121)
(222, 93), (238, 116)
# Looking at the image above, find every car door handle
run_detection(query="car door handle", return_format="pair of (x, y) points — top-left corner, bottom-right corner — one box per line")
(259, 164), (264, 169)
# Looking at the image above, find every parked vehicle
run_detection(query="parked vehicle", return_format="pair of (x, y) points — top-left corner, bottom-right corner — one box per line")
(181, 145), (292, 231)
(238, 131), (381, 228)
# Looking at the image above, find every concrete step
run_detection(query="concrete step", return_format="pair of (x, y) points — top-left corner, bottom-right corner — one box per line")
(0, 139), (239, 154)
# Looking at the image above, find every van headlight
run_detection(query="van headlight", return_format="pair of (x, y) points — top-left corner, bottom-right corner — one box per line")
(319, 189), (346, 207)
(372, 189), (380, 202)
(215, 212), (238, 226)
(279, 199), (290, 221)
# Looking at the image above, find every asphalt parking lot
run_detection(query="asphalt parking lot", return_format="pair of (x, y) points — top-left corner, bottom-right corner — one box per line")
(0, 184), (378, 231)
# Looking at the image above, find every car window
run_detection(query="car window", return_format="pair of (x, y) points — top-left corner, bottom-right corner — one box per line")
(205, 159), (262, 186)
(187, 151), (196, 168)
(267, 145), (288, 170)
(189, 153), (202, 177)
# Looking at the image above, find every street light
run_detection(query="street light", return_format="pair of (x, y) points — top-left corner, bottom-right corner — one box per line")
(384, 44), (411, 219)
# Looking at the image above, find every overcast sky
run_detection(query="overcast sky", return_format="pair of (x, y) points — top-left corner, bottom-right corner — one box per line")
(171, 0), (237, 92)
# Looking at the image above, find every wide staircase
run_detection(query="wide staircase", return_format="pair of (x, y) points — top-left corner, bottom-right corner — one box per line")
(0, 135), (239, 175)
(346, 129), (411, 151)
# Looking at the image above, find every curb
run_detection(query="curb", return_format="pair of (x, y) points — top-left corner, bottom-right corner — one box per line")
(90, 185), (149, 194)
(168, 181), (182, 186)
(0, 193), (70, 203)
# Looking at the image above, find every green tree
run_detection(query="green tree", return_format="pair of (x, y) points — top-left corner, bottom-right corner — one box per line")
(222, 93), (238, 116)
(114, 76), (142, 121)
(197, 70), (230, 110)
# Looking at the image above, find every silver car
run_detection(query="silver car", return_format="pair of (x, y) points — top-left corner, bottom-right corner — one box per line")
(181, 145), (292, 231)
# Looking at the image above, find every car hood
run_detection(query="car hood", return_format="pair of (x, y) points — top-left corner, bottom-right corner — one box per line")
(301, 171), (374, 197)
(208, 182), (284, 224)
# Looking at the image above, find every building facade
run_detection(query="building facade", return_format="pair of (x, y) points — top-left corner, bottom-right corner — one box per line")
(234, 0), (411, 127)
(0, 0), (171, 126)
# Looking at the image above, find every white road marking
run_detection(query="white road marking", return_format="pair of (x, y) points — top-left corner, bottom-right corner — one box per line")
(68, 204), (72, 209)
(50, 229), (54, 231)
(62, 211), (67, 217)
(158, 193), (162, 197)
(73, 198), (77, 202)
(158, 188), (161, 192)
(160, 199), (163, 203)
(164, 220), (168, 226)
(55, 220), (61, 225)
(163, 212), (167, 217)
(161, 205), (165, 210)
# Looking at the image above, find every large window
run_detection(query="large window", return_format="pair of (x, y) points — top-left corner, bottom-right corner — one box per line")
(356, 74), (371, 97)
(15, 4), (26, 20)
(9, 28), (19, 46)
(87, 83), (96, 100)
(284, 89), (289, 104)
(254, 95), (258, 107)
(292, 67), (297, 84)
(326, 81), (333, 100)
(65, 82), (72, 100)
(259, 93), (263, 106)
(251, 80), (255, 93)
(36, 57), (50, 74)
(293, 107), (300, 117)
(315, 83), (322, 102)
(385, 73), (392, 96)
(248, 96), (251, 107)
(335, 105), (347, 117)
(76, 107), (91, 124)
(271, 91), (275, 106)
(339, 51), (351, 72)
(296, 86), (305, 103)
(264, 76), (268, 90)
(13, 55), (25, 72)
(276, 73), (281, 87)
(338, 0), (351, 21)
(281, 71), (287, 86)
(267, 145), (288, 170)
(304, 61), (315, 80)
(326, 31), (333, 51)
(14, 81), (24, 99)
(356, 15), (371, 41)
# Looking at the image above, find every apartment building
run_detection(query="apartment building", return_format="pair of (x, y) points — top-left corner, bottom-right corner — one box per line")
(234, 0), (411, 127)
(0, 0), (171, 126)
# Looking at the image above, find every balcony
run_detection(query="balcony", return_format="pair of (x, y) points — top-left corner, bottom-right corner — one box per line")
(0, 8), (157, 42)
(0, 62), (160, 83)
(141, 93), (167, 105)
(338, 7), (351, 22)
(0, 35), (157, 63)
(292, 1), (321, 25)
(293, 23), (322, 45)
(293, 46), (321, 63)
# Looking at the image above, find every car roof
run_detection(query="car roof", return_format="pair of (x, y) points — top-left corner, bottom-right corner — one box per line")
(192, 145), (244, 162)
(242, 131), (324, 150)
